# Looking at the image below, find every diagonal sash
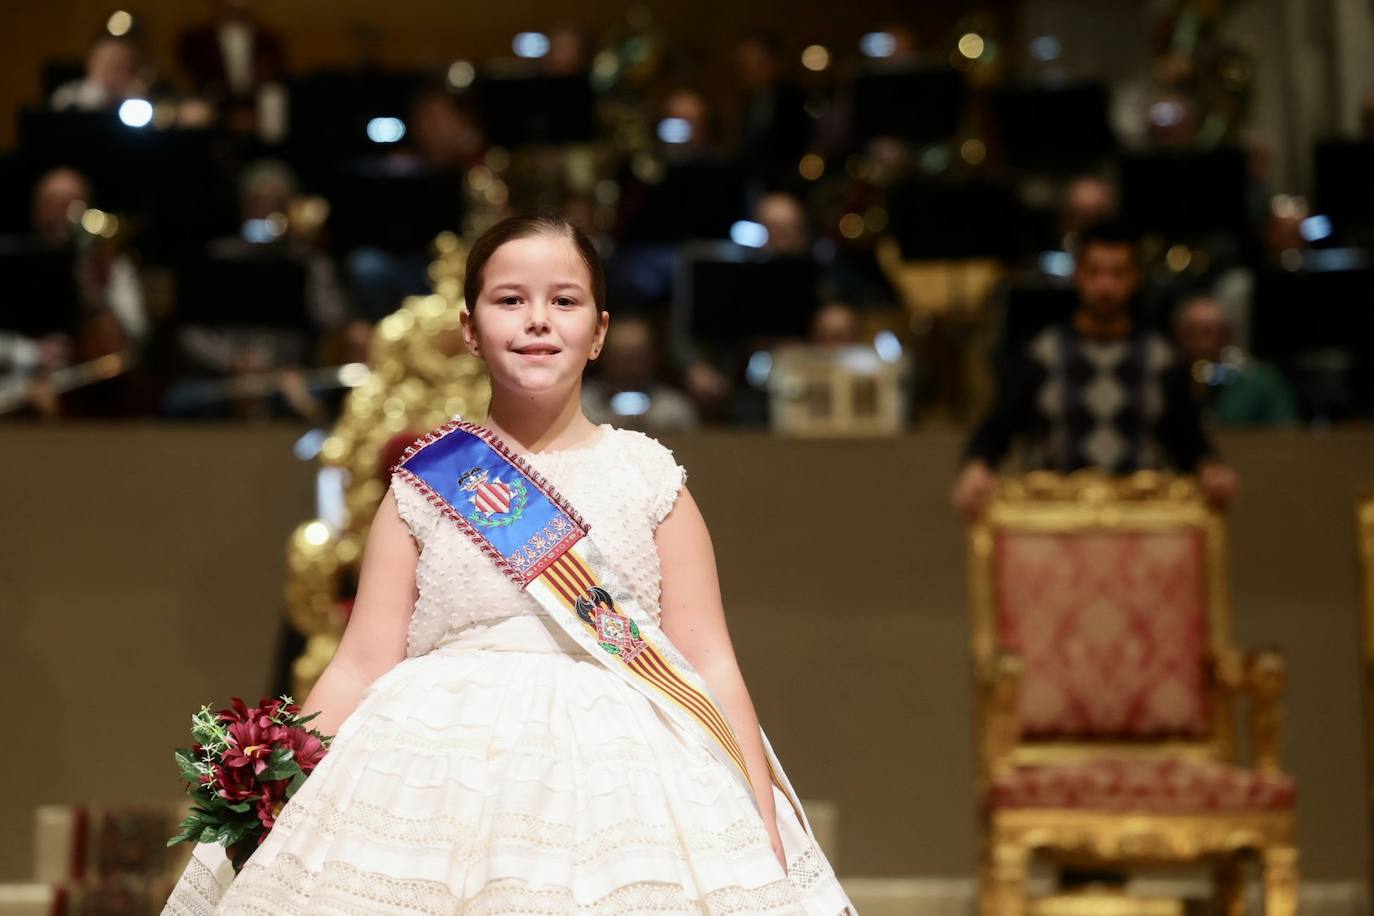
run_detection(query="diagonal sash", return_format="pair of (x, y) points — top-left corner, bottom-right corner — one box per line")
(391, 419), (805, 820)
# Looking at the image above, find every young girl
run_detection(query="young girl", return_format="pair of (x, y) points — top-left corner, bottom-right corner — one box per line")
(163, 215), (853, 914)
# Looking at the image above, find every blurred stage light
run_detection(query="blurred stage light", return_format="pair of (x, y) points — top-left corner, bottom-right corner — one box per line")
(118, 98), (153, 128)
(242, 217), (285, 243)
(1030, 35), (1061, 61)
(656, 117), (692, 144)
(610, 391), (651, 417)
(863, 205), (888, 232)
(859, 32), (896, 59)
(957, 33), (985, 59)
(294, 428), (328, 461)
(799, 153), (825, 180)
(446, 60), (475, 89)
(874, 330), (903, 363)
(1300, 215), (1333, 242)
(303, 521), (331, 546)
(107, 10), (133, 36)
(1038, 251), (1074, 277)
(839, 212), (865, 239)
(960, 138), (987, 165)
(745, 351), (773, 387)
(1165, 244), (1192, 272)
(802, 45), (831, 71)
(1148, 99), (1187, 127)
(730, 220), (769, 248)
(513, 32), (551, 59)
(366, 117), (406, 143)
(80, 208), (109, 235)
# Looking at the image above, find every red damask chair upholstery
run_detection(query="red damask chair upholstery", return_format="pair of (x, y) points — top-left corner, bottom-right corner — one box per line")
(969, 472), (1297, 916)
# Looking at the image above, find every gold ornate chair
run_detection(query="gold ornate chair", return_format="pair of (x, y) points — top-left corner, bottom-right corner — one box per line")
(968, 472), (1298, 916)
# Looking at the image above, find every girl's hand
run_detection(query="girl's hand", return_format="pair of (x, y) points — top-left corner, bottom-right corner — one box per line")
(769, 828), (788, 875)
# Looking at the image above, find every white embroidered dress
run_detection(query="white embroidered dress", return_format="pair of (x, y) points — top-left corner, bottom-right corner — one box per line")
(163, 423), (851, 915)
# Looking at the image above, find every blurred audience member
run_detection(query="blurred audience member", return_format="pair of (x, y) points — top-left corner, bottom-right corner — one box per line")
(544, 27), (589, 77)
(170, 160), (357, 419)
(810, 302), (860, 347)
(583, 316), (699, 432)
(177, 0), (286, 132)
(734, 33), (811, 180)
(50, 35), (148, 111)
(658, 88), (724, 163)
(1059, 175), (1119, 246)
(754, 191), (811, 257)
(1174, 295), (1298, 426)
(952, 222), (1237, 518)
(409, 87), (487, 173)
(30, 167), (147, 350)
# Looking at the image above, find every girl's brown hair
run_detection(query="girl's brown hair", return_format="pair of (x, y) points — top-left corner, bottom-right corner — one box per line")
(463, 215), (607, 315)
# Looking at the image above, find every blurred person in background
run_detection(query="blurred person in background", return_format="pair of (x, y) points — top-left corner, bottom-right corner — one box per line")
(1174, 294), (1298, 427)
(1058, 174), (1119, 249)
(50, 34), (149, 111)
(809, 302), (861, 348)
(29, 167), (147, 352)
(168, 160), (359, 420)
(582, 314), (699, 432)
(408, 86), (487, 174)
(754, 191), (811, 257)
(952, 222), (1238, 519)
(177, 0), (286, 132)
(543, 26), (590, 77)
(733, 32), (811, 184)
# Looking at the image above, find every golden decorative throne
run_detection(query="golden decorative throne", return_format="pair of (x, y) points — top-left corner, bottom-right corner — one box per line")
(283, 233), (490, 699)
(968, 472), (1298, 916)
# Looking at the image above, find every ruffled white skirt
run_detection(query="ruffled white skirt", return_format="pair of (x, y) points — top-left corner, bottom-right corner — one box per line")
(162, 616), (851, 915)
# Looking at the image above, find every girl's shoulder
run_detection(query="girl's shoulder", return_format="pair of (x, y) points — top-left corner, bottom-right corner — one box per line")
(603, 426), (688, 525)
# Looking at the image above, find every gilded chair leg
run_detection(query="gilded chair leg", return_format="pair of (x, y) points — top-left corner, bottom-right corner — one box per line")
(1213, 855), (1245, 916)
(980, 843), (1029, 916)
(1261, 846), (1299, 916)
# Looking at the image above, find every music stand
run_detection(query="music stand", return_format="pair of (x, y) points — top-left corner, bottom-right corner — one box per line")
(991, 82), (1115, 173)
(1120, 147), (1250, 239)
(474, 73), (597, 147)
(1314, 140), (1374, 243)
(886, 180), (1025, 259)
(326, 165), (464, 254)
(672, 243), (819, 347)
(616, 159), (749, 244)
(175, 250), (311, 329)
(851, 66), (965, 144)
(0, 239), (81, 336)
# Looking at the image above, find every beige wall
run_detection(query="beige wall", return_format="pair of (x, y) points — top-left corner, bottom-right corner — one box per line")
(1, 425), (1371, 883)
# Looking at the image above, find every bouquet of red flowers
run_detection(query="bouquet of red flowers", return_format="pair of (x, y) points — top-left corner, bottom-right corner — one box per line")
(167, 695), (331, 872)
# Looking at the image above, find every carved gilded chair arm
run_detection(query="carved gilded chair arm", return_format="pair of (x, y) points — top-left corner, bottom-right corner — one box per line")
(1244, 648), (1287, 772)
(975, 652), (1023, 781)
(1206, 646), (1246, 692)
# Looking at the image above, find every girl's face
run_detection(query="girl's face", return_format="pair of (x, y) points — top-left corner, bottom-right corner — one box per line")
(462, 234), (609, 397)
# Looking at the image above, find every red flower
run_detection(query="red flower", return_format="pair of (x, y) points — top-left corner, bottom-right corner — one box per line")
(217, 696), (299, 729)
(285, 727), (327, 773)
(211, 763), (258, 802)
(255, 779), (290, 831)
(223, 720), (288, 776)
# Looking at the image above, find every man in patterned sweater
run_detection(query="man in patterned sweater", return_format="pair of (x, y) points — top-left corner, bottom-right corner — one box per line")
(952, 222), (1240, 519)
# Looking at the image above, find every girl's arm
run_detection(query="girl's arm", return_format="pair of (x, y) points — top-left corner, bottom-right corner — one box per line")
(655, 486), (786, 870)
(299, 489), (418, 737)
